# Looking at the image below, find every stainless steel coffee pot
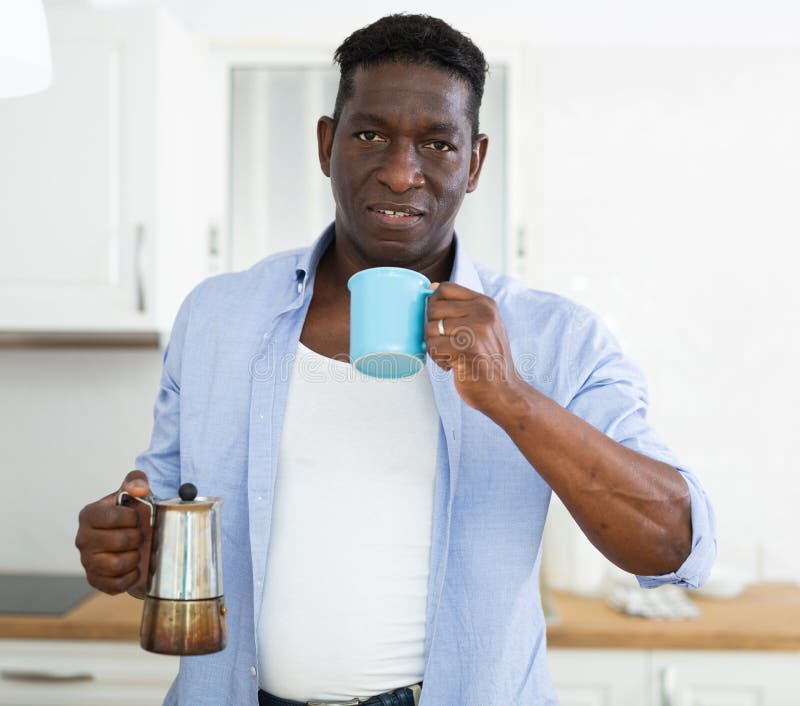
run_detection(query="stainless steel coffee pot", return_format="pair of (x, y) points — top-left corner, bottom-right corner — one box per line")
(117, 483), (226, 655)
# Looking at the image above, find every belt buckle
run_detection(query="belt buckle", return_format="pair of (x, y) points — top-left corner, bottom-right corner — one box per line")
(306, 683), (420, 706)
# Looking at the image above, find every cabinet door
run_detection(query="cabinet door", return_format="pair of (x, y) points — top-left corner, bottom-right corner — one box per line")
(0, 8), (156, 332)
(0, 639), (177, 706)
(547, 648), (650, 706)
(651, 650), (799, 706)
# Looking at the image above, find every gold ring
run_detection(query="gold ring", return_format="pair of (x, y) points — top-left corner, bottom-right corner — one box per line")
(437, 318), (446, 336)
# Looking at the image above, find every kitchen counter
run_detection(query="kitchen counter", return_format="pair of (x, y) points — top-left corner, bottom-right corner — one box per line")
(0, 592), (141, 641)
(1, 583), (798, 649)
(546, 582), (800, 651)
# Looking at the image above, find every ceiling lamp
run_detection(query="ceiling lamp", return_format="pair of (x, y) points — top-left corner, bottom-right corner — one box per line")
(0, 0), (52, 98)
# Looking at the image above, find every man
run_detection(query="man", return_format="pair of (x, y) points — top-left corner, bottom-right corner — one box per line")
(75, 14), (716, 706)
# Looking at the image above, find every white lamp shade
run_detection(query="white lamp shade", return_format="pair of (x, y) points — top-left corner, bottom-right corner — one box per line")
(0, 0), (52, 98)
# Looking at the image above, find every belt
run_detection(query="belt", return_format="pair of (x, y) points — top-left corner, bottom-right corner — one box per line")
(258, 683), (422, 706)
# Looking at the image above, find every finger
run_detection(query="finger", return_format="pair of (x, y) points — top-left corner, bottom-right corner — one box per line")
(424, 316), (471, 340)
(425, 334), (457, 362)
(94, 489), (123, 507)
(426, 334), (477, 358)
(121, 470), (151, 498)
(87, 568), (140, 596)
(82, 528), (144, 554)
(426, 345), (452, 372)
(116, 471), (153, 534)
(428, 281), (479, 301)
(82, 550), (142, 579)
(424, 319), (479, 349)
(127, 572), (149, 600)
(79, 501), (141, 530)
(426, 298), (475, 323)
(91, 471), (151, 510)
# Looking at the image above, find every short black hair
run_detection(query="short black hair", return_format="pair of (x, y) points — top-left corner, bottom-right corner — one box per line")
(332, 14), (488, 141)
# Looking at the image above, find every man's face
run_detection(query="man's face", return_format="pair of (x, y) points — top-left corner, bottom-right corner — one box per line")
(318, 61), (488, 269)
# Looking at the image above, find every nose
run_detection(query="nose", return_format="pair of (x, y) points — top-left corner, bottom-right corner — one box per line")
(375, 140), (424, 193)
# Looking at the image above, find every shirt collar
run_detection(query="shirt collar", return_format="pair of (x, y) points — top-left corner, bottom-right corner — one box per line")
(295, 222), (485, 295)
(448, 233), (485, 294)
(294, 222), (336, 285)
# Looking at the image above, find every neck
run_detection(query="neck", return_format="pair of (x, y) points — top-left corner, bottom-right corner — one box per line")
(322, 237), (456, 291)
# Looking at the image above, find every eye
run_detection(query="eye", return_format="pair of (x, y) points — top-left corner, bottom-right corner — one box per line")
(427, 140), (454, 152)
(356, 131), (385, 142)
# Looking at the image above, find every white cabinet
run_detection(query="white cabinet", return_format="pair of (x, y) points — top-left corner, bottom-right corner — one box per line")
(0, 6), (211, 335)
(548, 648), (649, 705)
(0, 639), (177, 706)
(549, 648), (797, 706)
(651, 651), (797, 706)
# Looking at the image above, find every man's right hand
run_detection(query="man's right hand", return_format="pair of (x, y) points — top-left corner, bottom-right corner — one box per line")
(75, 470), (153, 598)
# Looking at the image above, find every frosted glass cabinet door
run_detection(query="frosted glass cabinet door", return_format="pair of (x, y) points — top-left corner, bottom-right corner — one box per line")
(229, 65), (508, 272)
(0, 9), (155, 332)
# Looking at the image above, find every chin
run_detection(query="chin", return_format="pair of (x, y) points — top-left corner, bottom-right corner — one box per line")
(365, 240), (424, 267)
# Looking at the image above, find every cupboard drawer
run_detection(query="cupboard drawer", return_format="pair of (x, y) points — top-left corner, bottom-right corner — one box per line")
(0, 640), (177, 706)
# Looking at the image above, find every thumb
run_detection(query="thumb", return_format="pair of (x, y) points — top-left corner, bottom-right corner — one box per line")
(121, 469), (151, 498)
(95, 470), (151, 507)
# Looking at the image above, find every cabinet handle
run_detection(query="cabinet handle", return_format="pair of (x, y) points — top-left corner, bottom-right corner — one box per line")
(659, 665), (677, 706)
(2, 669), (94, 683)
(135, 223), (146, 314)
(208, 225), (219, 257)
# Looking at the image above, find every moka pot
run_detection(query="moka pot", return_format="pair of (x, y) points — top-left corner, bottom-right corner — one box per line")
(117, 483), (226, 655)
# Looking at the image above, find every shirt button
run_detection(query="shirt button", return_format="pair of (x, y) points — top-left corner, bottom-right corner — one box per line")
(257, 496), (263, 501)
(250, 666), (257, 676)
(297, 282), (303, 293)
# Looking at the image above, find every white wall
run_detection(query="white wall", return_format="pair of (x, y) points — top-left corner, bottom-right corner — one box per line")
(533, 47), (800, 586)
(5, 3), (799, 586)
(104, 0), (800, 46)
(0, 349), (162, 573)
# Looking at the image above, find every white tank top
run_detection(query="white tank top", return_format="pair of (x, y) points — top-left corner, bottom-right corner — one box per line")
(257, 342), (439, 701)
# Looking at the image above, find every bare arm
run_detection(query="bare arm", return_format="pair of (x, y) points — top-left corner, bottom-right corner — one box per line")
(426, 282), (692, 576)
(483, 382), (690, 575)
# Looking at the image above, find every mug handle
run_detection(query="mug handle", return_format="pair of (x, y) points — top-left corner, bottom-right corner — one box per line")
(420, 288), (435, 352)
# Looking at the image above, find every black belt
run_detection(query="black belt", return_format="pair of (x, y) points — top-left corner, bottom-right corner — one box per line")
(258, 683), (422, 706)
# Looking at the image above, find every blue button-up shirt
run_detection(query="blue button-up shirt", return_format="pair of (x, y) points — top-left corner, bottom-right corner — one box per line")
(137, 225), (716, 706)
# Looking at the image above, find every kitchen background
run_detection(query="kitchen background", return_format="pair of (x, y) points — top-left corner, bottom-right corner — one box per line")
(1, 0), (798, 597)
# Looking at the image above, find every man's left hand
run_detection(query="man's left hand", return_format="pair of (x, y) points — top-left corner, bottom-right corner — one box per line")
(425, 282), (526, 413)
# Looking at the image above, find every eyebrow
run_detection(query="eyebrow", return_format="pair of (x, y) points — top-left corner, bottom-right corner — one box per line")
(350, 112), (391, 127)
(349, 112), (462, 137)
(426, 122), (460, 136)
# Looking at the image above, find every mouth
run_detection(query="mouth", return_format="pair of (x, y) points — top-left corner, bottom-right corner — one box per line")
(367, 203), (425, 227)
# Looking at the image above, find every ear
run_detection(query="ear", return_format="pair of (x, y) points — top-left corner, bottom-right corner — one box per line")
(317, 116), (335, 177)
(466, 134), (489, 193)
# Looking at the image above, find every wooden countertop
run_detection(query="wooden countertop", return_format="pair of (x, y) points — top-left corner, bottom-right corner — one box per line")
(0, 592), (142, 641)
(546, 583), (800, 651)
(1, 583), (799, 650)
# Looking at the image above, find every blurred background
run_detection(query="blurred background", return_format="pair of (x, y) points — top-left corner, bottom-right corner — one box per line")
(0, 0), (798, 702)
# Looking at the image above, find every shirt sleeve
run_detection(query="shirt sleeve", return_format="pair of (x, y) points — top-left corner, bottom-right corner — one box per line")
(565, 303), (717, 590)
(134, 290), (195, 500)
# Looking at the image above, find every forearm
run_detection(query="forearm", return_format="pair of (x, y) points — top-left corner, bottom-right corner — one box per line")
(486, 382), (692, 576)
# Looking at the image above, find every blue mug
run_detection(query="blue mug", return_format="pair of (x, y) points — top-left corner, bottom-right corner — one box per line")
(348, 267), (434, 378)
